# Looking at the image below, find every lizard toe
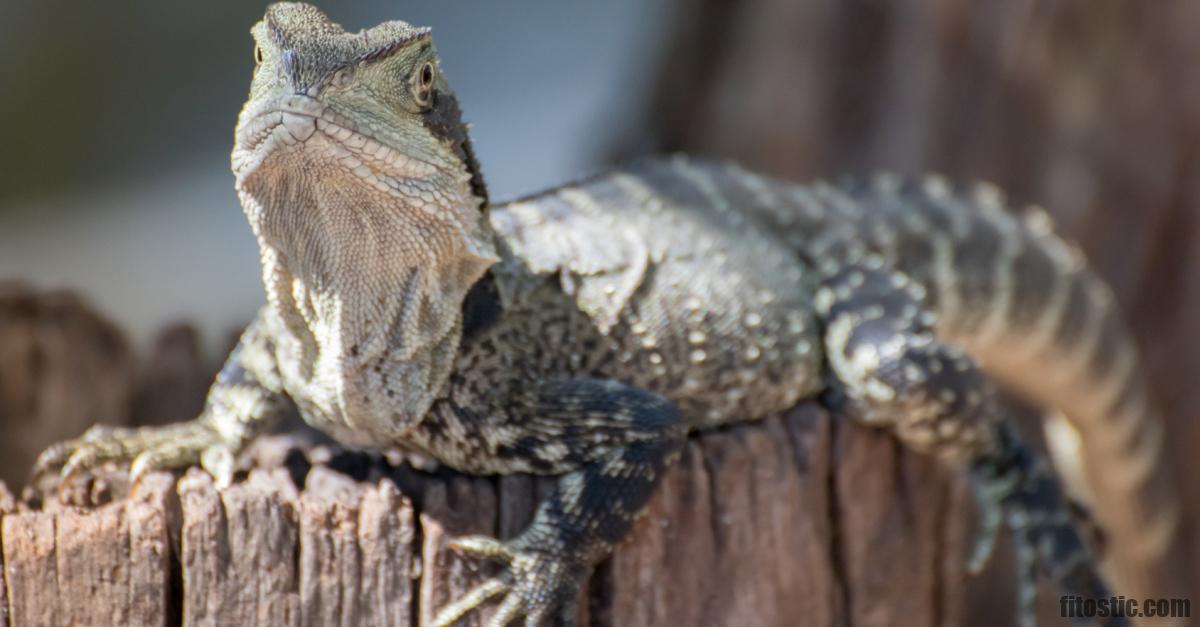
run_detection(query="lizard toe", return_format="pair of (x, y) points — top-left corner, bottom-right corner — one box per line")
(433, 577), (510, 627)
(34, 420), (232, 486)
(433, 546), (584, 627)
(448, 534), (517, 563)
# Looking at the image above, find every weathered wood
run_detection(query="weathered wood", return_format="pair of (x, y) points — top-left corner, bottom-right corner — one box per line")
(180, 468), (301, 625)
(0, 408), (972, 627)
(0, 482), (14, 627)
(1, 473), (174, 627)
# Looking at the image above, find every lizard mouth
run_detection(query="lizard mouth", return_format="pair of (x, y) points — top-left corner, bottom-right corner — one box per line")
(232, 99), (439, 185)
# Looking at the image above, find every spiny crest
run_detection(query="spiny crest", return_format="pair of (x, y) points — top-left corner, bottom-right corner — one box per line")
(264, 2), (429, 60)
(359, 21), (432, 63)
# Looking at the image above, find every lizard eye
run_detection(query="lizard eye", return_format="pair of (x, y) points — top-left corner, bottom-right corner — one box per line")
(411, 61), (435, 108)
(254, 45), (264, 64)
(332, 66), (355, 88)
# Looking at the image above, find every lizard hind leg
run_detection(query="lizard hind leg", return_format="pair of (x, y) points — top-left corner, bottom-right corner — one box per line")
(969, 422), (1128, 627)
(817, 266), (1120, 626)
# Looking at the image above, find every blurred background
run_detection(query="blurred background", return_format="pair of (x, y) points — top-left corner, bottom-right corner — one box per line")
(0, 0), (671, 347)
(2, 0), (1198, 623)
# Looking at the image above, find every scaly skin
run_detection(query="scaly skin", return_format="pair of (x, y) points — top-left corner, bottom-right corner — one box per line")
(34, 4), (1183, 626)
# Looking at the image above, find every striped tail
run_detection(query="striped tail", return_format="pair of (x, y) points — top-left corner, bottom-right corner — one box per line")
(871, 177), (1191, 605)
(631, 159), (1188, 603)
(941, 190), (1187, 605)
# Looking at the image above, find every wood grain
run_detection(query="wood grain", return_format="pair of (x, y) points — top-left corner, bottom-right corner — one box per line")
(0, 407), (972, 627)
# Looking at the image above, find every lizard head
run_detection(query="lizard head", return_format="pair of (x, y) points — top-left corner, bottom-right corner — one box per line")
(232, 2), (497, 292)
(231, 4), (500, 425)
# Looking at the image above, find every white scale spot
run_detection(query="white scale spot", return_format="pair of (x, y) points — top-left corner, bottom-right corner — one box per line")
(745, 345), (762, 361)
(815, 288), (835, 314)
(863, 305), (886, 320)
(690, 349), (708, 364)
(923, 175), (950, 198)
(641, 336), (658, 349)
(937, 421), (960, 438)
(795, 340), (813, 355)
(688, 330), (707, 344)
(649, 353), (664, 365)
(745, 312), (763, 328)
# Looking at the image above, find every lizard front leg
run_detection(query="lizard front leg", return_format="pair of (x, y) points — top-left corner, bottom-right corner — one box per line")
(32, 311), (289, 487)
(432, 378), (686, 627)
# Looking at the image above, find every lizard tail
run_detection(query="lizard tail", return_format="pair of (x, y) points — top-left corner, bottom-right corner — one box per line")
(938, 191), (1190, 604)
(666, 164), (1186, 602)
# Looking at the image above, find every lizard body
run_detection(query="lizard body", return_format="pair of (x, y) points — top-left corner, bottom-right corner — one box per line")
(36, 4), (1182, 625)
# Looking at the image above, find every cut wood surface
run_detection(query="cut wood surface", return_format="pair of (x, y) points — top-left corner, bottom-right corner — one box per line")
(0, 406), (1014, 627)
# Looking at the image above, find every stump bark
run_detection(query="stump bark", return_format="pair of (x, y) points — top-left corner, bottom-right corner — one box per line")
(0, 405), (981, 627)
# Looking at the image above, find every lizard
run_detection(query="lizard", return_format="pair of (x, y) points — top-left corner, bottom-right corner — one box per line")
(32, 3), (1184, 625)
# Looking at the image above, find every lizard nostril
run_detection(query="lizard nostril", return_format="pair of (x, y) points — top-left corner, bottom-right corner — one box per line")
(280, 111), (315, 142)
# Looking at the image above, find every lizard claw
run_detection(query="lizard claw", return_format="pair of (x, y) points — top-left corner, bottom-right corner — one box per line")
(434, 535), (585, 627)
(33, 424), (135, 481)
(447, 534), (517, 562)
(31, 420), (236, 487)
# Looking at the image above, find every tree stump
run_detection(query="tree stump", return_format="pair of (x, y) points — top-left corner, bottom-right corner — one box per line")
(0, 404), (984, 627)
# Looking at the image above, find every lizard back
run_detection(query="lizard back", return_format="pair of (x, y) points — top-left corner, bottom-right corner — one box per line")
(487, 154), (1180, 595)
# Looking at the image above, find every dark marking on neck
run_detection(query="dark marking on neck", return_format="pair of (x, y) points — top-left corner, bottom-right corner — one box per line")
(461, 271), (502, 341)
(422, 90), (489, 207)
